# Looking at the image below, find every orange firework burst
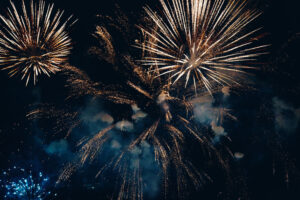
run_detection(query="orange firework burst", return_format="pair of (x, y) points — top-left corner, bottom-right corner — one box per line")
(137, 0), (267, 94)
(0, 0), (76, 85)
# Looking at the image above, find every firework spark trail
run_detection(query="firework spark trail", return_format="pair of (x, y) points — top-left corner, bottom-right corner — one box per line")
(27, 103), (80, 137)
(137, 0), (267, 94)
(0, 0), (76, 85)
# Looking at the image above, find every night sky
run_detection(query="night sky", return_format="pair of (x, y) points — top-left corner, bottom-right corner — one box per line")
(0, 0), (300, 199)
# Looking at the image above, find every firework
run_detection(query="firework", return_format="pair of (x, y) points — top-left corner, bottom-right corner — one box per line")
(60, 80), (220, 199)
(0, 166), (53, 200)
(34, 63), (223, 200)
(0, 0), (75, 85)
(26, 2), (239, 199)
(137, 0), (267, 94)
(29, 33), (228, 200)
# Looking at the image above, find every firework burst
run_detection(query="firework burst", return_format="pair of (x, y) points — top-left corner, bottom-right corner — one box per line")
(58, 71), (224, 200)
(0, 166), (53, 200)
(137, 0), (267, 94)
(0, 0), (75, 85)
(28, 23), (229, 200)
(25, 1), (255, 199)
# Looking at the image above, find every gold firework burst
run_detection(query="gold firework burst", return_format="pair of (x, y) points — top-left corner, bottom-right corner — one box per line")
(138, 0), (267, 94)
(27, 3), (240, 199)
(53, 65), (221, 200)
(0, 0), (76, 85)
(29, 25), (229, 199)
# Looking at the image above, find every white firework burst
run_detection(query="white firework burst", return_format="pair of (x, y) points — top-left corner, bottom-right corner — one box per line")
(138, 0), (268, 94)
(0, 0), (76, 85)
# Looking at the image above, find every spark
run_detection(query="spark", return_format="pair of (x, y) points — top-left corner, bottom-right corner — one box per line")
(137, 0), (267, 94)
(0, 0), (76, 86)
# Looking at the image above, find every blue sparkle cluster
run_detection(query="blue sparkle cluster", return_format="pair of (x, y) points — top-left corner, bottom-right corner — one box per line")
(0, 166), (52, 200)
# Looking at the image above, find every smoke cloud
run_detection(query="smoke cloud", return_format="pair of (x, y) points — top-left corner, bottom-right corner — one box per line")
(193, 93), (229, 143)
(45, 139), (70, 157)
(273, 97), (300, 133)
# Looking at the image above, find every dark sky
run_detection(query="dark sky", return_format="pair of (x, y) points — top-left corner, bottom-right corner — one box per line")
(0, 0), (300, 199)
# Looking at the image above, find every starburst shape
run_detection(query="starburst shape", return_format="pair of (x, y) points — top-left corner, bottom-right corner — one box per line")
(138, 0), (267, 94)
(0, 0), (76, 85)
